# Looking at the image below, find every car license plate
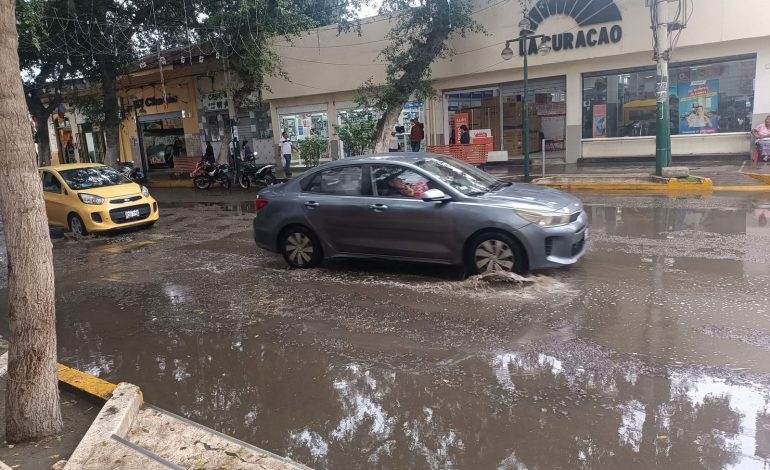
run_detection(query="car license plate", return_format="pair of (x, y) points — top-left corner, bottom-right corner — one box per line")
(125, 209), (140, 219)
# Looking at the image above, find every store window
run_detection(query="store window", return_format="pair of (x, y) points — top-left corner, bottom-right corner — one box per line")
(280, 112), (329, 141)
(138, 112), (186, 170)
(583, 56), (756, 139)
(446, 89), (497, 146)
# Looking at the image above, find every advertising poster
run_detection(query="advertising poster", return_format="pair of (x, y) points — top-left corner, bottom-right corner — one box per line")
(592, 104), (607, 138)
(678, 80), (719, 134)
(469, 129), (494, 152)
(454, 112), (469, 144)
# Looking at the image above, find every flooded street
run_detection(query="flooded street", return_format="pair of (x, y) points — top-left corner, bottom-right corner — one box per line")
(3, 189), (770, 468)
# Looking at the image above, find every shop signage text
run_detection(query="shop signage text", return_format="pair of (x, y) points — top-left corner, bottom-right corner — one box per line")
(133, 95), (178, 109)
(520, 0), (623, 56)
(519, 25), (622, 56)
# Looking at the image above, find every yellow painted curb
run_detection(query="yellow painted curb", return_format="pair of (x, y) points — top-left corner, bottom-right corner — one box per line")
(538, 181), (714, 192)
(58, 363), (117, 401)
(713, 185), (770, 192)
(146, 179), (194, 189)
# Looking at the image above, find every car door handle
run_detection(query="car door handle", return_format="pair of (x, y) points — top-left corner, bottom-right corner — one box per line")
(304, 201), (319, 209)
(370, 204), (388, 211)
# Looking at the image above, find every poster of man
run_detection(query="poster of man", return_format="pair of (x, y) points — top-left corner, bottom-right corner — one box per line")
(678, 80), (719, 134)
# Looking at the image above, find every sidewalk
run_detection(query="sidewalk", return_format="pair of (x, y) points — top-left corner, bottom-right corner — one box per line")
(0, 361), (306, 470)
(485, 159), (767, 187)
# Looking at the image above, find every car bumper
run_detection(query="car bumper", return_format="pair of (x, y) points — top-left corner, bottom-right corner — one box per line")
(519, 211), (588, 270)
(80, 197), (160, 233)
(253, 216), (277, 252)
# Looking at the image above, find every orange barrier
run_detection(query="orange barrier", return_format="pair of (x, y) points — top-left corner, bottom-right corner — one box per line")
(426, 144), (488, 165)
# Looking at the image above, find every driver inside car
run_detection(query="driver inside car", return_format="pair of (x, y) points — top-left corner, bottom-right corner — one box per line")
(389, 176), (429, 199)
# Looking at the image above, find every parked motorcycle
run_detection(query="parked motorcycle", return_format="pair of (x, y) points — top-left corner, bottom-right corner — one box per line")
(191, 161), (231, 190)
(237, 157), (277, 189)
(119, 162), (145, 184)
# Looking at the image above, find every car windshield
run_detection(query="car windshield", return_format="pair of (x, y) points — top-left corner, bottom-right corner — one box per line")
(414, 156), (501, 196)
(58, 167), (131, 190)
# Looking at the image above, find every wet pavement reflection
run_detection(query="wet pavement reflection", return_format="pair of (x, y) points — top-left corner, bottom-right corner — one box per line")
(2, 190), (770, 468)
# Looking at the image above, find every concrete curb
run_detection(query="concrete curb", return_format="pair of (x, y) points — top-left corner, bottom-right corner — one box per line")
(532, 175), (716, 192)
(145, 179), (194, 189)
(58, 363), (117, 402)
(64, 382), (143, 470)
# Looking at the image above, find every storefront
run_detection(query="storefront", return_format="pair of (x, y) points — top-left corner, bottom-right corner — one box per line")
(118, 78), (201, 173)
(262, 0), (770, 164)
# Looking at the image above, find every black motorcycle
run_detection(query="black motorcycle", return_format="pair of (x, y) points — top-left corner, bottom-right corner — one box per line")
(191, 161), (231, 190)
(237, 158), (277, 190)
(119, 162), (145, 184)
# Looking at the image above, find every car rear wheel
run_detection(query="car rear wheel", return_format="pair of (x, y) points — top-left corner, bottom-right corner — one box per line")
(68, 214), (89, 237)
(467, 232), (526, 275)
(280, 227), (321, 268)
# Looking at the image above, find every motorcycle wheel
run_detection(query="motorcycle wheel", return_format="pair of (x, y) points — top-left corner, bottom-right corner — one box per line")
(220, 176), (231, 190)
(238, 173), (251, 190)
(193, 176), (211, 190)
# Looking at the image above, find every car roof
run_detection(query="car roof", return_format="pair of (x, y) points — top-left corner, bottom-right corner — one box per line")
(40, 163), (106, 171)
(317, 153), (444, 168)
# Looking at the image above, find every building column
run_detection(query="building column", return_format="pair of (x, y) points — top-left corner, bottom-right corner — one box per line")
(327, 99), (339, 159)
(565, 70), (582, 163)
(754, 47), (770, 127)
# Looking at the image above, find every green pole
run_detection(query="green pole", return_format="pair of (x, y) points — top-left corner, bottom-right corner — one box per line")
(655, 75), (669, 176)
(522, 44), (530, 183)
(653, 0), (671, 176)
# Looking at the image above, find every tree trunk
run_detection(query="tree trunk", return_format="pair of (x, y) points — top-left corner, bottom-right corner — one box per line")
(100, 58), (120, 167)
(34, 116), (52, 166)
(0, 0), (62, 442)
(373, 107), (402, 153)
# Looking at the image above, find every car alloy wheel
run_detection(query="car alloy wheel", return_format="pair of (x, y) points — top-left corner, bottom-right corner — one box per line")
(286, 233), (313, 265)
(281, 227), (320, 268)
(69, 214), (88, 237)
(474, 239), (515, 273)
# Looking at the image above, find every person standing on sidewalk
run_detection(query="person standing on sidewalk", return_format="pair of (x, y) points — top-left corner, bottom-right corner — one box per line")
(388, 131), (400, 152)
(409, 118), (424, 152)
(280, 132), (295, 177)
(752, 115), (770, 161)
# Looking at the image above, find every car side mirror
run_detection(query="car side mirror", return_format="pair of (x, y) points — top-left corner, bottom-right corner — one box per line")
(422, 189), (451, 202)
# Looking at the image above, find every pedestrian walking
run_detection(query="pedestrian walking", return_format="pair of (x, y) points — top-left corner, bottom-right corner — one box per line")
(752, 115), (770, 161)
(204, 141), (216, 166)
(409, 118), (424, 152)
(242, 140), (253, 161)
(388, 131), (400, 152)
(280, 131), (295, 177)
(459, 125), (470, 144)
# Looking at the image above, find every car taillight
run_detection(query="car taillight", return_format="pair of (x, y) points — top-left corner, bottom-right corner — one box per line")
(255, 198), (269, 212)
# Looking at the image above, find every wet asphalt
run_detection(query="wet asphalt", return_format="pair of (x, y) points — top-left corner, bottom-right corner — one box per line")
(2, 188), (770, 469)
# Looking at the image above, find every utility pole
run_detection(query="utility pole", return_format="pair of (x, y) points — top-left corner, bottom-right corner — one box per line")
(653, 0), (672, 176)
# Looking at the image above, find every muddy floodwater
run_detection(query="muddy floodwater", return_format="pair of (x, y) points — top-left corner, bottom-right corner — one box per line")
(2, 189), (770, 469)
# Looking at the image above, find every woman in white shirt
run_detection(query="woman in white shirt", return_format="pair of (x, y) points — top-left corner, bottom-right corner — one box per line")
(387, 131), (400, 152)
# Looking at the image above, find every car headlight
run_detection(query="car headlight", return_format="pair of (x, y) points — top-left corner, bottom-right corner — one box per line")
(141, 185), (150, 197)
(515, 209), (572, 227)
(78, 193), (104, 205)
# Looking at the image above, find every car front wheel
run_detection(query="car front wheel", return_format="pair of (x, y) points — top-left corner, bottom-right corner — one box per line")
(68, 214), (89, 237)
(467, 232), (526, 275)
(280, 227), (321, 268)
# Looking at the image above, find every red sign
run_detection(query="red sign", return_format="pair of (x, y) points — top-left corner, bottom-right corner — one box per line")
(454, 112), (469, 144)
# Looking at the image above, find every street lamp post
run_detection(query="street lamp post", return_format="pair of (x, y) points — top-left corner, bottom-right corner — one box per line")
(501, 22), (551, 182)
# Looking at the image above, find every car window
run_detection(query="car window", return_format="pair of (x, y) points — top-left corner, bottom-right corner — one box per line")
(371, 165), (432, 199)
(58, 166), (130, 190)
(41, 172), (62, 194)
(306, 166), (363, 196)
(414, 156), (498, 196)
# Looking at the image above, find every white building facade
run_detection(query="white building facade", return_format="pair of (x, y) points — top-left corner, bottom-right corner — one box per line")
(264, 0), (770, 163)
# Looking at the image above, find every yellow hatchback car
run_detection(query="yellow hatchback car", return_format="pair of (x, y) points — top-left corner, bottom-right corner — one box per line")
(39, 163), (160, 236)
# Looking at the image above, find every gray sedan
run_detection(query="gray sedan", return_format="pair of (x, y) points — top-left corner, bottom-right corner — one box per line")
(252, 154), (587, 274)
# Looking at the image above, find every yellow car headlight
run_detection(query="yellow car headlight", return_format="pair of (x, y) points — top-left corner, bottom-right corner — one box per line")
(141, 185), (150, 197)
(79, 193), (105, 205)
